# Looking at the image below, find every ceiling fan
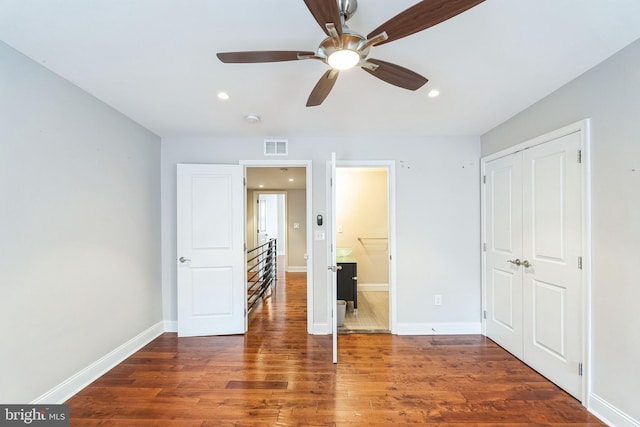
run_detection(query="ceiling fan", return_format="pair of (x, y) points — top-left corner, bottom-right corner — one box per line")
(217, 0), (485, 107)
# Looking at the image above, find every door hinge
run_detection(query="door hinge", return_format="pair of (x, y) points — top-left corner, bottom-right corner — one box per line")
(483, 310), (487, 319)
(578, 150), (582, 164)
(483, 242), (486, 252)
(578, 362), (583, 377)
(482, 175), (486, 184)
(578, 256), (583, 270)
(243, 177), (246, 186)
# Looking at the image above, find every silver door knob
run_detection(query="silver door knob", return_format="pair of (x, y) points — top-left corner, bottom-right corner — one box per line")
(179, 256), (191, 263)
(507, 259), (522, 266)
(522, 260), (532, 268)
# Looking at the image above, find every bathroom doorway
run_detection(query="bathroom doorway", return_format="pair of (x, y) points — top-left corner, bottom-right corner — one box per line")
(335, 166), (392, 333)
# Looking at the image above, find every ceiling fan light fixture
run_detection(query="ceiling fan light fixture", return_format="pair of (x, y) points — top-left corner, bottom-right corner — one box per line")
(327, 49), (360, 70)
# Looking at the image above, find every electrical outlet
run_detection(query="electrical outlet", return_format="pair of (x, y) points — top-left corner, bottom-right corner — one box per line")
(434, 295), (442, 306)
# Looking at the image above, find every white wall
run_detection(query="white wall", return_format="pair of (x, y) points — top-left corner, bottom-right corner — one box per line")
(286, 189), (307, 270)
(481, 39), (640, 425)
(161, 135), (481, 334)
(0, 42), (162, 403)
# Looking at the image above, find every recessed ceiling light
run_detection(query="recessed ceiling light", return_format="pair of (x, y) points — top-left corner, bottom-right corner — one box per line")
(428, 89), (440, 98)
(288, 178), (294, 182)
(258, 184), (264, 188)
(217, 92), (229, 100)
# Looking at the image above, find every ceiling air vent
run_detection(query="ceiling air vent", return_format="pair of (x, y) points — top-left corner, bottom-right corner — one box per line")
(264, 139), (288, 156)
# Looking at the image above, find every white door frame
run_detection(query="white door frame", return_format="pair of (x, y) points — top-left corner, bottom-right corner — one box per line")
(240, 160), (314, 333)
(480, 119), (592, 405)
(326, 159), (398, 334)
(330, 153), (338, 363)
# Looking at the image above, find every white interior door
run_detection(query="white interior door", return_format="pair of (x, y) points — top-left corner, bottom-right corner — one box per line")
(330, 153), (338, 363)
(256, 196), (268, 247)
(485, 152), (524, 359)
(522, 132), (582, 398)
(484, 128), (584, 400)
(177, 164), (245, 337)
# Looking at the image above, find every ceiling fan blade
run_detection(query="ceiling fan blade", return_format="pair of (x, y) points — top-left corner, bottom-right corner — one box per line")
(362, 59), (428, 91)
(217, 51), (315, 63)
(306, 69), (339, 107)
(303, 0), (342, 37)
(367, 0), (485, 46)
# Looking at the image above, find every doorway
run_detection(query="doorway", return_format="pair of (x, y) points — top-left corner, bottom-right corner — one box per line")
(335, 166), (392, 333)
(246, 167), (307, 272)
(244, 164), (312, 329)
(254, 192), (286, 260)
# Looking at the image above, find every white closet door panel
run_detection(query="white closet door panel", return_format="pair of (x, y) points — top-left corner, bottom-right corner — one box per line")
(485, 152), (523, 359)
(522, 132), (582, 399)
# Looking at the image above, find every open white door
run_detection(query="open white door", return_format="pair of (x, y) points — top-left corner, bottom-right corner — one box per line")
(256, 195), (269, 247)
(177, 164), (245, 337)
(330, 153), (338, 363)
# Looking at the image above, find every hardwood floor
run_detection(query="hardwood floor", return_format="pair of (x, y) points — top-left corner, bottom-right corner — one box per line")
(67, 272), (604, 426)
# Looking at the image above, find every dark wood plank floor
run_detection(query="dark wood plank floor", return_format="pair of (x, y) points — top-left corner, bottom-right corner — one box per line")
(67, 272), (604, 426)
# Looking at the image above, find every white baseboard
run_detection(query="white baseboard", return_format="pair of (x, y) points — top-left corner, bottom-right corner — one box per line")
(163, 320), (178, 333)
(358, 283), (388, 292)
(395, 322), (482, 335)
(309, 322), (331, 335)
(589, 393), (640, 427)
(286, 266), (307, 273)
(31, 321), (166, 404)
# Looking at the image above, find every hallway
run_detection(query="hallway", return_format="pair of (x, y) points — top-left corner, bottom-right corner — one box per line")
(66, 272), (603, 425)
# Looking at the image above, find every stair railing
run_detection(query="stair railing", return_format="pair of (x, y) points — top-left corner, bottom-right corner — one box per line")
(246, 238), (277, 312)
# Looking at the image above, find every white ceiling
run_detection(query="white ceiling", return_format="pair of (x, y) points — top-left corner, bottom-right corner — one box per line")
(246, 167), (307, 190)
(2, 0), (640, 139)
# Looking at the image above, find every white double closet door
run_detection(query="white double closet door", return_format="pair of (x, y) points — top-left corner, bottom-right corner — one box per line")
(484, 130), (584, 399)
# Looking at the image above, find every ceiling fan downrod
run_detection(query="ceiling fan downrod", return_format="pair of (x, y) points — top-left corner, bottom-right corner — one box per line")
(338, 0), (358, 22)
